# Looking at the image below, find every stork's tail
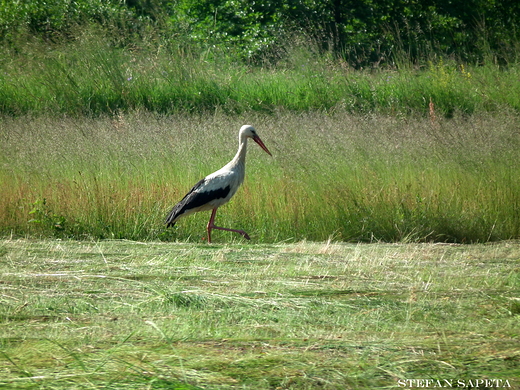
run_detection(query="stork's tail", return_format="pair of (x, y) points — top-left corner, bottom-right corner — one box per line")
(165, 207), (180, 228)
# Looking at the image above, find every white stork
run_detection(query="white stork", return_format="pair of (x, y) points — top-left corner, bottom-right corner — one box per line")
(165, 125), (272, 243)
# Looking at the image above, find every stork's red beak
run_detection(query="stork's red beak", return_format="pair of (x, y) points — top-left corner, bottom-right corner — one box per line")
(253, 135), (272, 156)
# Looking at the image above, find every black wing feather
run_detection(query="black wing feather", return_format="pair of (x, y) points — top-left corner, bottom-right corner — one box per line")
(165, 179), (231, 227)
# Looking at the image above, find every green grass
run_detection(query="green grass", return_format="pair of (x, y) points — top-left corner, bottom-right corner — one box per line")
(1, 32), (520, 117)
(1, 111), (519, 243)
(0, 239), (519, 389)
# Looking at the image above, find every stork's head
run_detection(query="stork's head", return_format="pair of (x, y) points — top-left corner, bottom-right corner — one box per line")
(240, 125), (272, 156)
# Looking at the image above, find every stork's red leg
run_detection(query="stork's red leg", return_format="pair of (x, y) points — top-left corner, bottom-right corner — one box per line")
(207, 208), (250, 243)
(207, 208), (217, 243)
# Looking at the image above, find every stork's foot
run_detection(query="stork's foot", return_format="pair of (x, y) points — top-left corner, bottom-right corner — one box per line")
(237, 230), (250, 240)
(207, 225), (250, 242)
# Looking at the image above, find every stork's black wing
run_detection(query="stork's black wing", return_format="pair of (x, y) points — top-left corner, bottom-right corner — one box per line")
(165, 179), (231, 227)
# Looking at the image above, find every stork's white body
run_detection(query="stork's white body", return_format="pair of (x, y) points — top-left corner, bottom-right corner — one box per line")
(165, 125), (271, 243)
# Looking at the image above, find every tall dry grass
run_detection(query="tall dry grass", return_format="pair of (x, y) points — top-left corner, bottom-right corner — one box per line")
(1, 110), (518, 242)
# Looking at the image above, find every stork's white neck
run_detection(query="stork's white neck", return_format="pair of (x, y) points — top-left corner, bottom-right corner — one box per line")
(228, 133), (249, 168)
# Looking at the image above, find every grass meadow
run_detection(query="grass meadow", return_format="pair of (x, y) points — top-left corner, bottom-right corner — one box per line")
(1, 28), (519, 243)
(1, 239), (519, 389)
(1, 111), (519, 243)
(1, 10), (520, 390)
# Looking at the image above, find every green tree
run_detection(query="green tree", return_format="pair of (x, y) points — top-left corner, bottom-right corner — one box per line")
(168, 0), (520, 66)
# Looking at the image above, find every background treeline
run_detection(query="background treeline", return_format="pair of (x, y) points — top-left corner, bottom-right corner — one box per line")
(1, 0), (519, 67)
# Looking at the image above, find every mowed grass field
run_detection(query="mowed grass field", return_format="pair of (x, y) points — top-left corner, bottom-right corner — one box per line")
(0, 239), (519, 389)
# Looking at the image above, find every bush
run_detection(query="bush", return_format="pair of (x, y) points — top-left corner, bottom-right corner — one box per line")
(0, 0), (151, 44)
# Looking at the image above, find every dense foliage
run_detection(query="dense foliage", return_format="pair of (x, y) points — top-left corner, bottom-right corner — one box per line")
(1, 0), (519, 67)
(172, 0), (520, 66)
